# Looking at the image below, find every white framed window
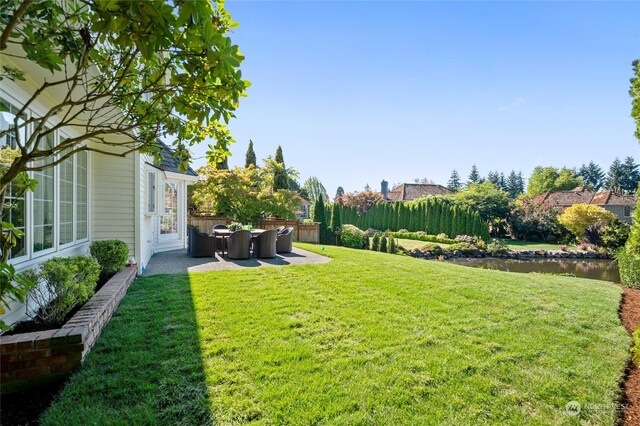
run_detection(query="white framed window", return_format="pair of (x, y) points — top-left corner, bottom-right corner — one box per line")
(32, 130), (55, 254)
(76, 151), (88, 240)
(146, 171), (157, 214)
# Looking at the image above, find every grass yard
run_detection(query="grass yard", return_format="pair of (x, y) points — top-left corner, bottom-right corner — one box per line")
(42, 244), (629, 425)
(505, 240), (574, 251)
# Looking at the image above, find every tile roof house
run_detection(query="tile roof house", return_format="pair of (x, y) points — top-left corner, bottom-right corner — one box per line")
(380, 180), (455, 202)
(535, 187), (637, 223)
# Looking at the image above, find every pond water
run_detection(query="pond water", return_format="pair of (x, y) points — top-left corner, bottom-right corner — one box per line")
(447, 257), (620, 283)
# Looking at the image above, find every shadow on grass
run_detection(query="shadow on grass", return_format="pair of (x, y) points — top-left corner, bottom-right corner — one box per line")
(39, 274), (213, 424)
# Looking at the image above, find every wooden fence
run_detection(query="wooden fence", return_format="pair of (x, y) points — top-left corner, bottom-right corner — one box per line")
(188, 216), (320, 243)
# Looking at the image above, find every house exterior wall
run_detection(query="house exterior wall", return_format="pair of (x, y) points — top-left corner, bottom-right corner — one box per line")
(601, 205), (633, 224)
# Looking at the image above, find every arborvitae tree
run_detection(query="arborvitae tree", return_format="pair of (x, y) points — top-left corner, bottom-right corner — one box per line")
(388, 234), (396, 254)
(447, 170), (462, 190)
(465, 208), (474, 235)
(468, 164), (481, 185)
(379, 234), (388, 252)
(444, 206), (453, 237)
(329, 202), (342, 245)
(273, 145), (288, 190)
(312, 194), (331, 244)
(438, 203), (447, 234)
(245, 139), (257, 167)
(372, 233), (380, 251)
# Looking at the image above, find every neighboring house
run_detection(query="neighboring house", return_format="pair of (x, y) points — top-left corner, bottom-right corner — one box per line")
(535, 187), (637, 223)
(0, 69), (198, 327)
(295, 195), (312, 220)
(380, 180), (455, 202)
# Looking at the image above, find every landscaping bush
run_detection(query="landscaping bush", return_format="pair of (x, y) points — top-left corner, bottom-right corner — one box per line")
(390, 232), (456, 245)
(454, 235), (476, 243)
(617, 249), (640, 288)
(420, 243), (443, 256)
(486, 239), (509, 256)
(388, 235), (396, 254)
(23, 256), (100, 326)
(448, 242), (479, 256)
(372, 233), (381, 251)
(339, 225), (368, 249)
(365, 228), (381, 238)
(90, 240), (129, 279)
(379, 234), (388, 252)
(599, 220), (631, 251)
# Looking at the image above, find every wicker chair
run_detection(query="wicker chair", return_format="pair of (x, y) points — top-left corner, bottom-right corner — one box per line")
(253, 229), (278, 258)
(189, 231), (216, 257)
(274, 225), (285, 235)
(276, 227), (293, 253)
(212, 224), (229, 253)
(227, 230), (252, 260)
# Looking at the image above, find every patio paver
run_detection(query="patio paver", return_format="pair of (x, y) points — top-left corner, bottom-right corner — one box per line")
(143, 246), (331, 275)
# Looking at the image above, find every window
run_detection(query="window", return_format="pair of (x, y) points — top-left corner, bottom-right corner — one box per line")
(160, 182), (178, 235)
(147, 171), (157, 214)
(1, 99), (27, 259)
(33, 131), (55, 253)
(76, 151), (88, 240)
(625, 206), (632, 217)
(59, 154), (74, 245)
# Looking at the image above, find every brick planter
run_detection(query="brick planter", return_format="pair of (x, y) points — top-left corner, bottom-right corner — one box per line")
(0, 266), (137, 394)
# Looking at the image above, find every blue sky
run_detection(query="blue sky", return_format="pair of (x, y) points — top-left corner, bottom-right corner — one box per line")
(191, 1), (640, 197)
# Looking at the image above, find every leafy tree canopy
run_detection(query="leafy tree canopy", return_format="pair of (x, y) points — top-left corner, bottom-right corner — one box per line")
(526, 166), (583, 196)
(446, 181), (511, 222)
(558, 204), (617, 241)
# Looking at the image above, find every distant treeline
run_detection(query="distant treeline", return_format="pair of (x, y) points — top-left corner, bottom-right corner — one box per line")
(338, 198), (490, 239)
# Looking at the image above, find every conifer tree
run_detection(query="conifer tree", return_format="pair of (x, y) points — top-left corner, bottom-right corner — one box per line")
(329, 202), (342, 245)
(312, 194), (331, 244)
(468, 164), (481, 185)
(448, 170), (463, 190)
(388, 234), (396, 254)
(245, 140), (257, 167)
(372, 233), (380, 251)
(379, 234), (387, 252)
(273, 145), (288, 190)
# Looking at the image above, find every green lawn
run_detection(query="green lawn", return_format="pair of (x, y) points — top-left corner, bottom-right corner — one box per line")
(42, 244), (629, 425)
(505, 240), (575, 251)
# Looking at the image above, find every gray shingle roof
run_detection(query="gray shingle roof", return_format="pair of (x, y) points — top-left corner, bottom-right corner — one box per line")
(149, 140), (197, 177)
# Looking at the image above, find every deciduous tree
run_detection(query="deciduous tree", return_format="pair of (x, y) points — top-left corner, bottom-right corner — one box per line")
(557, 204), (617, 242)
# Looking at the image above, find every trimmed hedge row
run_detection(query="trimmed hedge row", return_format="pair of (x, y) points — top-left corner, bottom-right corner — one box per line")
(339, 198), (489, 239)
(390, 232), (456, 245)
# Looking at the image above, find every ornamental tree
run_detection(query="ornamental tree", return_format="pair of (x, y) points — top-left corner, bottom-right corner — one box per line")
(557, 204), (617, 242)
(0, 0), (248, 327)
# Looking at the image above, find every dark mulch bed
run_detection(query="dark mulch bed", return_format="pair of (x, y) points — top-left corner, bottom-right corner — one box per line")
(619, 286), (640, 426)
(0, 379), (66, 426)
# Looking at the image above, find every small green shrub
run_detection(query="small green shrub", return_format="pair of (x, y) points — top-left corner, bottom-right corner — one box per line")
(90, 240), (129, 279)
(633, 328), (640, 367)
(379, 235), (388, 252)
(339, 225), (368, 250)
(24, 256), (100, 326)
(448, 242), (479, 256)
(390, 232), (456, 245)
(421, 243), (443, 256)
(486, 239), (509, 256)
(599, 220), (630, 251)
(388, 235), (396, 254)
(617, 249), (640, 288)
(372, 233), (381, 251)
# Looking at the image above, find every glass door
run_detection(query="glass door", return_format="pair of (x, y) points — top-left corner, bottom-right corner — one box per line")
(159, 181), (180, 241)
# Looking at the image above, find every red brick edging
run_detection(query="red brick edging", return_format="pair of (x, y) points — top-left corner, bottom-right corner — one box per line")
(0, 266), (137, 394)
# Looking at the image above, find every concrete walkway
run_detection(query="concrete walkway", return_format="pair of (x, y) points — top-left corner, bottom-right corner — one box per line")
(143, 246), (331, 275)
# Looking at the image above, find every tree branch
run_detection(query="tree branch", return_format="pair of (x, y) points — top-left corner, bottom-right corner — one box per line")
(0, 0), (34, 50)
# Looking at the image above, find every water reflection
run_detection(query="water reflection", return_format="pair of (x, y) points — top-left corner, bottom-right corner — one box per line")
(447, 258), (620, 283)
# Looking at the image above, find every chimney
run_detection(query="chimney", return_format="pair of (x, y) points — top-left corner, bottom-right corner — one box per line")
(381, 180), (389, 200)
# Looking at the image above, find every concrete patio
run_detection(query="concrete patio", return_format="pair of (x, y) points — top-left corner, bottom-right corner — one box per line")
(143, 246), (331, 275)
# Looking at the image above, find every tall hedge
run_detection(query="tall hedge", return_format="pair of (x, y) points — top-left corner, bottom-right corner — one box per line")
(337, 198), (489, 239)
(312, 194), (332, 245)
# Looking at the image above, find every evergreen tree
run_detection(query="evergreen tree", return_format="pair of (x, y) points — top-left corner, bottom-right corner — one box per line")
(388, 234), (396, 254)
(329, 202), (342, 245)
(505, 170), (523, 198)
(605, 157), (625, 193)
(578, 161), (605, 190)
(312, 194), (331, 244)
(621, 156), (640, 194)
(214, 156), (228, 170)
(468, 164), (481, 185)
(486, 171), (500, 187)
(273, 145), (288, 190)
(379, 234), (387, 252)
(372, 233), (380, 251)
(447, 170), (462, 190)
(335, 186), (345, 199)
(245, 139), (257, 167)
